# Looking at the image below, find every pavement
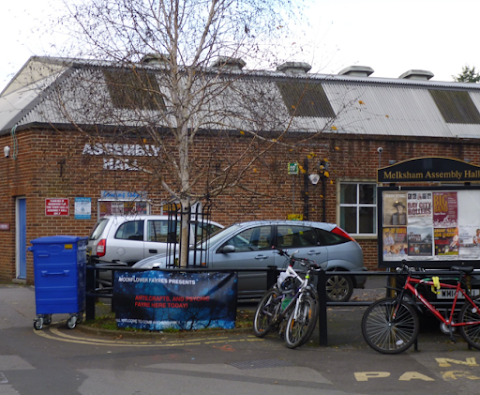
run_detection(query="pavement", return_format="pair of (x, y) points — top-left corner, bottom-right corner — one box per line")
(4, 276), (480, 395)
(1, 275), (450, 348)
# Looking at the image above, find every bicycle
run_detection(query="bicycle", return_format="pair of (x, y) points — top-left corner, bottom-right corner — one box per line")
(362, 263), (480, 354)
(253, 249), (321, 349)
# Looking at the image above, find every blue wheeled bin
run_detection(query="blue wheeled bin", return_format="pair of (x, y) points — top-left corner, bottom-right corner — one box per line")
(29, 235), (88, 330)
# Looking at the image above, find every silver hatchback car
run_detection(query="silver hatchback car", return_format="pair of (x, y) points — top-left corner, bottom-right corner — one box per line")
(133, 220), (367, 302)
(87, 215), (224, 265)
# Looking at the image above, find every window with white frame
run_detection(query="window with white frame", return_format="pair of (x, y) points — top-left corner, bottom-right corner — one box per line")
(339, 183), (377, 236)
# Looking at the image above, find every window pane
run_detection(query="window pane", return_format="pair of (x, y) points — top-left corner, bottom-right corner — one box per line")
(340, 207), (357, 234)
(148, 220), (169, 242)
(340, 184), (357, 204)
(317, 229), (347, 246)
(226, 226), (272, 252)
(276, 226), (317, 248)
(116, 220), (144, 240)
(359, 207), (376, 234)
(359, 184), (376, 204)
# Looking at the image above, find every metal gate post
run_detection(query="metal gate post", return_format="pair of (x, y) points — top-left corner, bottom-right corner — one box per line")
(317, 269), (328, 346)
(266, 266), (278, 290)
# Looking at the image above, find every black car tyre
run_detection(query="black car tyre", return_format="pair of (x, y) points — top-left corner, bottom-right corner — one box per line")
(325, 273), (353, 302)
(253, 288), (281, 338)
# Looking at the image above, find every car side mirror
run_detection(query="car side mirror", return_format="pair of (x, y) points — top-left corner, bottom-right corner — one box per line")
(220, 245), (235, 253)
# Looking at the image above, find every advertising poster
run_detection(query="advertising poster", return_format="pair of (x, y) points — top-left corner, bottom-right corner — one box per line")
(383, 192), (407, 226)
(382, 227), (407, 260)
(434, 227), (459, 257)
(407, 226), (433, 258)
(380, 188), (480, 266)
(433, 192), (458, 227)
(407, 192), (432, 227)
(459, 226), (480, 258)
(113, 270), (238, 331)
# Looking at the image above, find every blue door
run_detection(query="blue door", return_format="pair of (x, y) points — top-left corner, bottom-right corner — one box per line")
(17, 198), (27, 279)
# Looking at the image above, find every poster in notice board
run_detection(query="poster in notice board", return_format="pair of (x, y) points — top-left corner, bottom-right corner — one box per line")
(379, 188), (480, 268)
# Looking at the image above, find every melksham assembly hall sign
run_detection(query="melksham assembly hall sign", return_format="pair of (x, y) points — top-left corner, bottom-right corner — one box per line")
(378, 157), (480, 183)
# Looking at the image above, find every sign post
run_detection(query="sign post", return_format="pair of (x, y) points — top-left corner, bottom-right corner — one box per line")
(287, 162), (299, 215)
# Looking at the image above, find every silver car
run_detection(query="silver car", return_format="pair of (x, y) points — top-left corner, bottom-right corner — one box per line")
(133, 220), (367, 302)
(87, 215), (224, 265)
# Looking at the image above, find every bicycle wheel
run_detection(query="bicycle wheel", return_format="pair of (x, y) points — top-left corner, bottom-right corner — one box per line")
(284, 294), (318, 349)
(253, 288), (281, 338)
(361, 297), (419, 354)
(459, 299), (480, 350)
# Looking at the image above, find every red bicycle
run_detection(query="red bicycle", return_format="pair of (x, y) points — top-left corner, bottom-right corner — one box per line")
(362, 263), (480, 354)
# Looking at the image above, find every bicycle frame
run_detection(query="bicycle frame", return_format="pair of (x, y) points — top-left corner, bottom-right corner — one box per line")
(397, 274), (480, 328)
(273, 256), (318, 325)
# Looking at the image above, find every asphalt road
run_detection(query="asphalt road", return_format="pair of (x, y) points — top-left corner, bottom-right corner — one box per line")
(1, 279), (480, 395)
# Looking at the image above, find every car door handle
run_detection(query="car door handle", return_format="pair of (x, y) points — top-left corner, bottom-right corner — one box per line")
(255, 255), (269, 260)
(149, 249), (158, 253)
(307, 250), (321, 255)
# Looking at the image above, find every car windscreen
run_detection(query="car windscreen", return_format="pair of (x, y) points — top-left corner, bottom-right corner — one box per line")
(89, 218), (109, 240)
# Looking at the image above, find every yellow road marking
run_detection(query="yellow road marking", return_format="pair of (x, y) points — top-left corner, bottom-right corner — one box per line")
(33, 325), (264, 347)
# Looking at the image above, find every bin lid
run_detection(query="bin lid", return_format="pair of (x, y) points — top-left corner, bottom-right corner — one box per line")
(30, 235), (88, 245)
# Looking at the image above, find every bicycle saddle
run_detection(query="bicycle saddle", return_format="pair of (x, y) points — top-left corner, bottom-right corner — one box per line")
(451, 266), (474, 274)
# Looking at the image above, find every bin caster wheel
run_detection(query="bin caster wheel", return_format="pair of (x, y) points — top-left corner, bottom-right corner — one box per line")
(66, 316), (77, 329)
(34, 320), (43, 330)
(43, 315), (52, 325)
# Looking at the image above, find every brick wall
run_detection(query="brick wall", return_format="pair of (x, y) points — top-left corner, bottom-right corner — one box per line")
(1, 128), (479, 281)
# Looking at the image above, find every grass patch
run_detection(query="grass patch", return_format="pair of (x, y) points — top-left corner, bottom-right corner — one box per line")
(82, 309), (255, 333)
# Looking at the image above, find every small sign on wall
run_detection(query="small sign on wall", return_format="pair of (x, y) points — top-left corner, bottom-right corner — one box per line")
(45, 198), (69, 216)
(0, 223), (10, 230)
(75, 197), (91, 220)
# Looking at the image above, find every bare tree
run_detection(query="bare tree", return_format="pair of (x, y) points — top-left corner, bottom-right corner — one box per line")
(35, 0), (349, 266)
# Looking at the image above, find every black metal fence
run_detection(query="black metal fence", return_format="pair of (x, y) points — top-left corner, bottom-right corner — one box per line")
(85, 266), (474, 346)
(164, 201), (215, 268)
(85, 265), (381, 346)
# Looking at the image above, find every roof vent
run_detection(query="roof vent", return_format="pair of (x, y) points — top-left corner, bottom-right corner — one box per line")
(211, 57), (246, 71)
(276, 62), (311, 75)
(338, 65), (374, 77)
(141, 53), (170, 65)
(399, 69), (434, 81)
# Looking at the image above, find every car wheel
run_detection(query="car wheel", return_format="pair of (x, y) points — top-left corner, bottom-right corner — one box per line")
(325, 273), (353, 302)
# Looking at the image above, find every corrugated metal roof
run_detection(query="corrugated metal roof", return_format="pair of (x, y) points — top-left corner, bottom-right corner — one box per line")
(1, 56), (480, 140)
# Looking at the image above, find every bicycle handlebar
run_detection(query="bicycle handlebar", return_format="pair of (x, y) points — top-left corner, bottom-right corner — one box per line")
(277, 249), (320, 270)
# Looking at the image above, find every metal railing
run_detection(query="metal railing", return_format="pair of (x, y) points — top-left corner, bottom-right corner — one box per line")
(85, 265), (475, 346)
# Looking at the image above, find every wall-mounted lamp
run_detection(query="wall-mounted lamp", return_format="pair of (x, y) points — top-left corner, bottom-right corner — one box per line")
(389, 160), (397, 165)
(4, 146), (10, 158)
(308, 173), (320, 185)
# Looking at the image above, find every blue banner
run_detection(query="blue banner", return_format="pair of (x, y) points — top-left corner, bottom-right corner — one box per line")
(113, 271), (238, 330)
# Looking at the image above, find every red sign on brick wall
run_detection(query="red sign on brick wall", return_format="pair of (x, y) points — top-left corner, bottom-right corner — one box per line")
(45, 198), (70, 216)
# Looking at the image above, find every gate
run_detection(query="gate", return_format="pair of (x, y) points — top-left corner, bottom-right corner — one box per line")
(164, 201), (215, 268)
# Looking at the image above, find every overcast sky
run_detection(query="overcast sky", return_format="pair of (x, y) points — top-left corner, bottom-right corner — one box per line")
(1, 0), (479, 92)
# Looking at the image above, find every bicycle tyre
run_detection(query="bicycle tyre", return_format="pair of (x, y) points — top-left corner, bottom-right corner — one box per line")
(361, 297), (419, 354)
(458, 299), (480, 350)
(253, 288), (281, 338)
(284, 294), (318, 349)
